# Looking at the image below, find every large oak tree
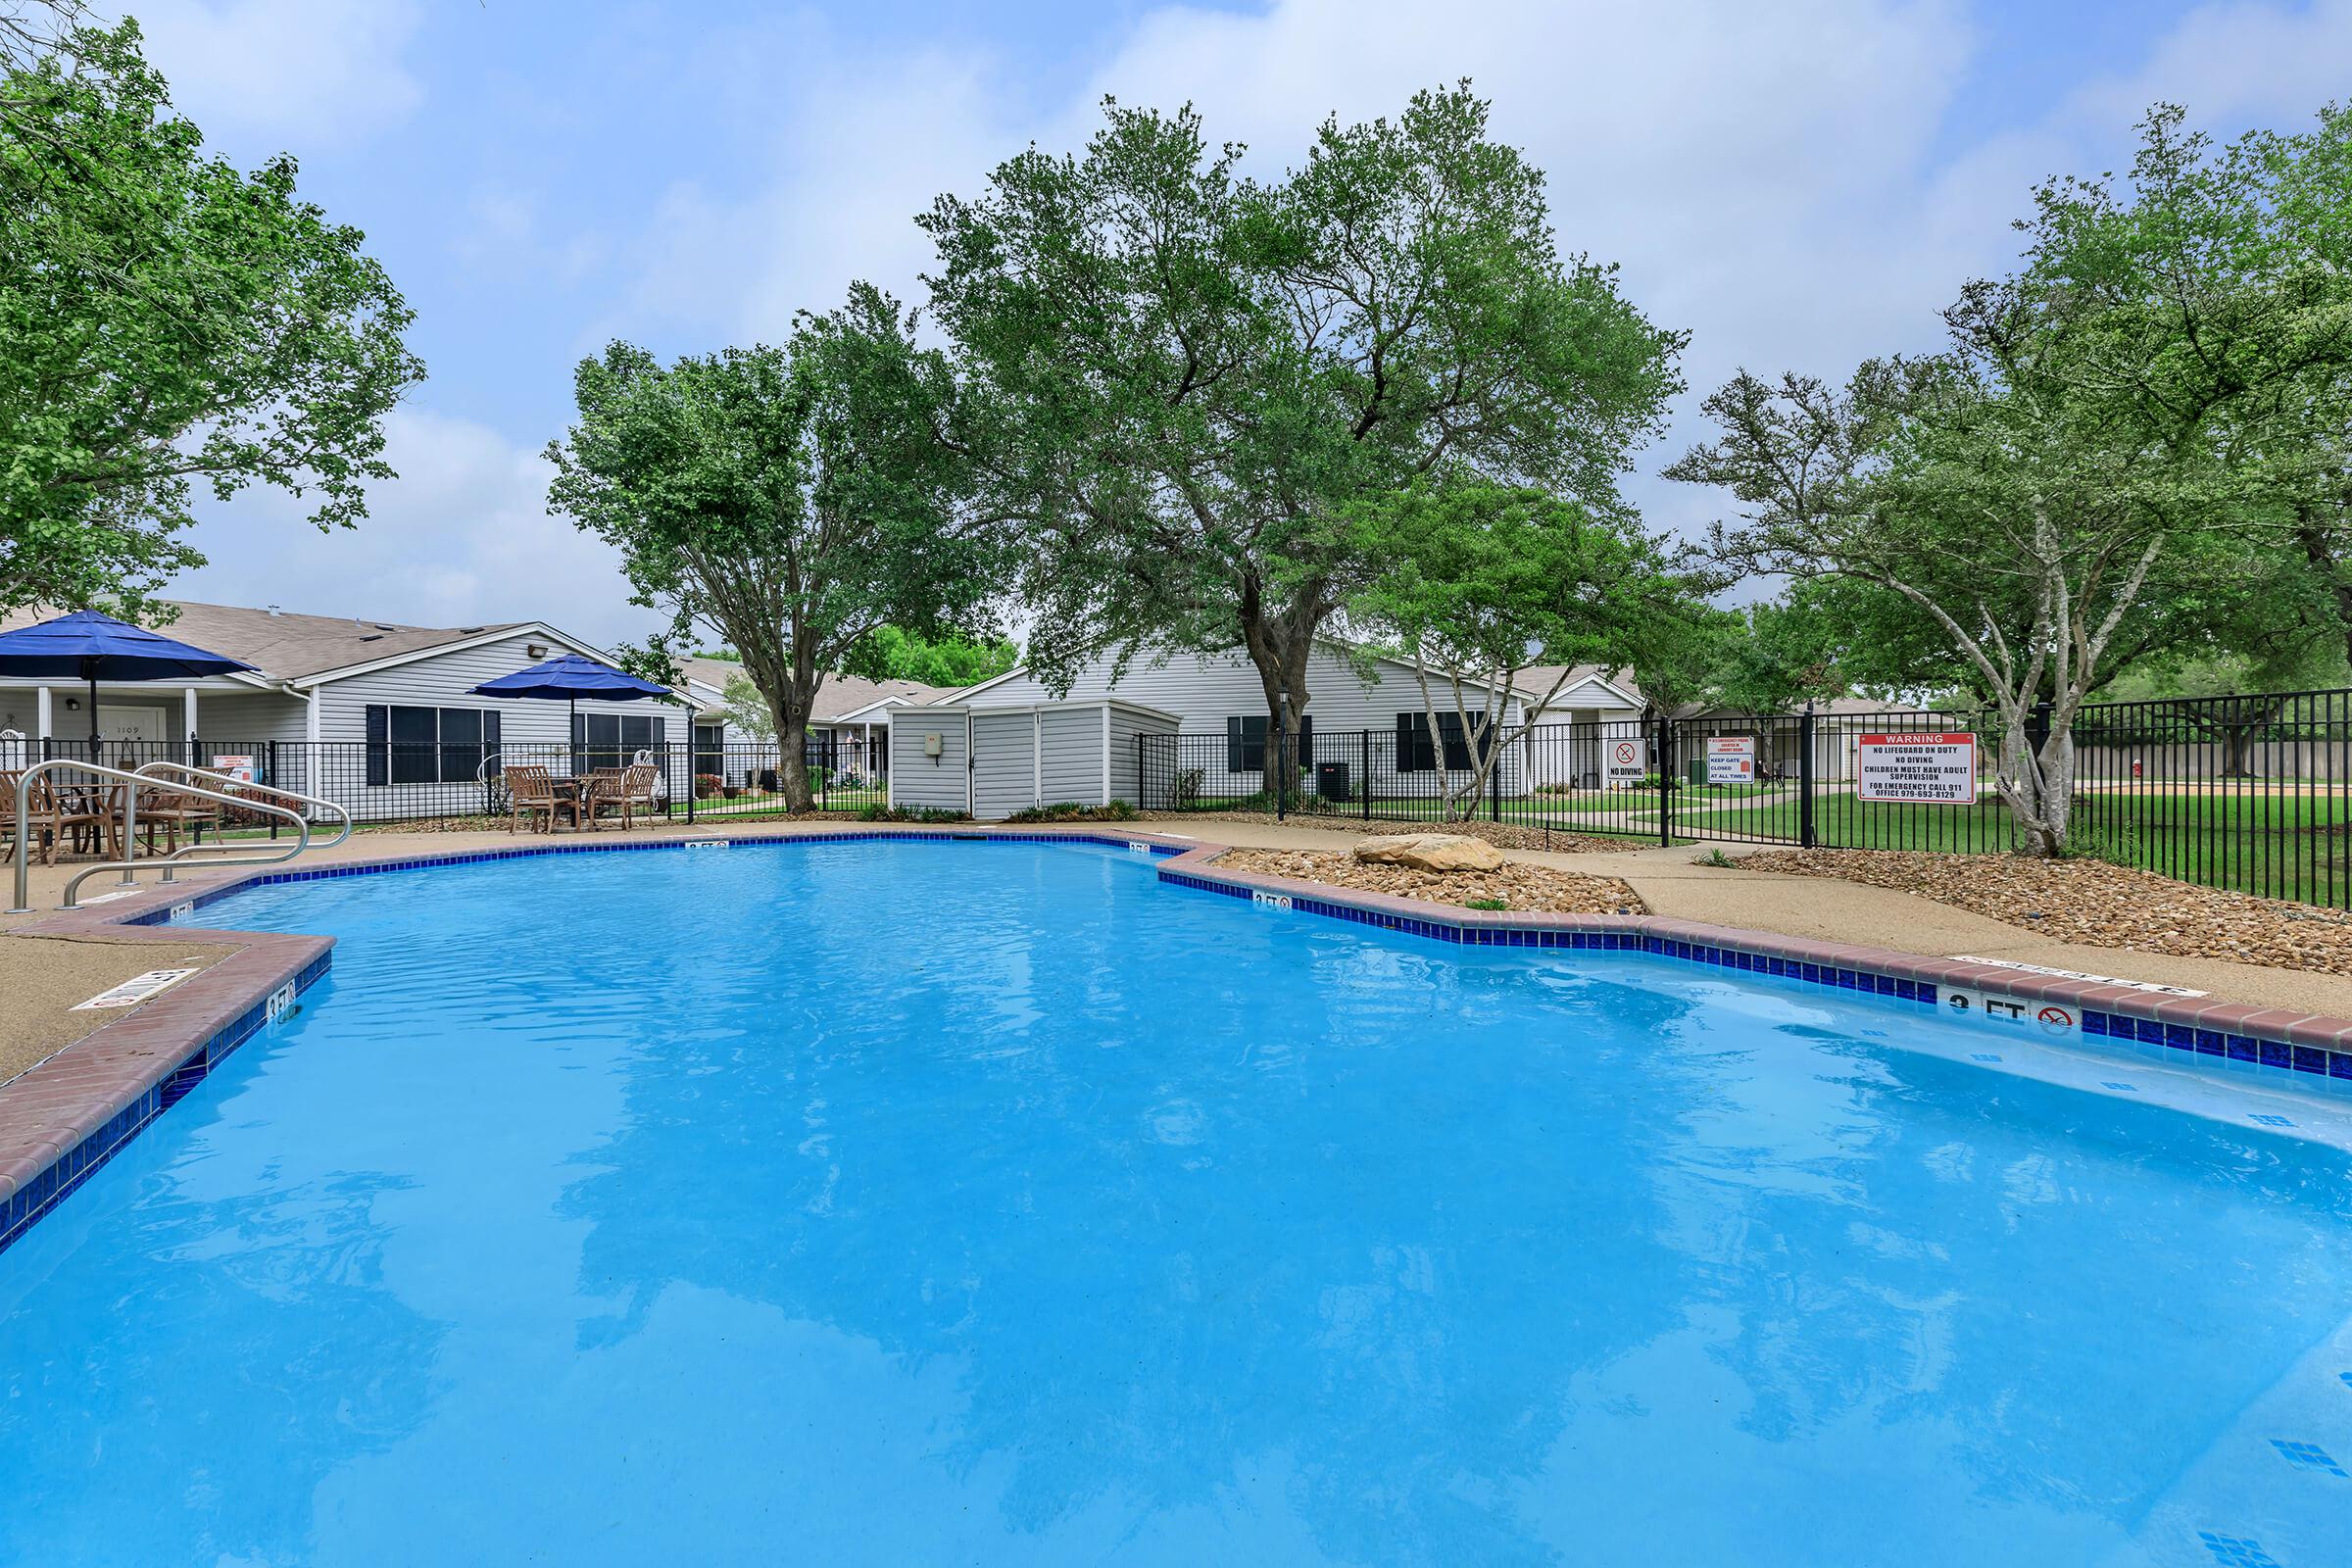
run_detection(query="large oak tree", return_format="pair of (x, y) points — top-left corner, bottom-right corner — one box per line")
(921, 83), (1682, 784)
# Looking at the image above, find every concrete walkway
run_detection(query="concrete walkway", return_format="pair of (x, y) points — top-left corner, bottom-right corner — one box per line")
(5, 815), (2348, 1064)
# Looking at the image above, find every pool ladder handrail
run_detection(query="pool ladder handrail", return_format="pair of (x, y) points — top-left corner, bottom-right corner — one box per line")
(5, 758), (341, 913)
(127, 760), (353, 884)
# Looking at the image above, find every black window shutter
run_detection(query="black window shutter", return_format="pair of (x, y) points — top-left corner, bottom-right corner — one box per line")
(1395, 710), (1421, 773)
(1438, 713), (1471, 771)
(1226, 715), (1246, 773)
(365, 704), (389, 786)
(483, 710), (501, 751)
(1296, 714), (1313, 770)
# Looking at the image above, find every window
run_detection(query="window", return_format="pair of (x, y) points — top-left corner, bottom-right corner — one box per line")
(366, 706), (501, 786)
(573, 711), (666, 770)
(1224, 714), (1311, 774)
(1396, 710), (1488, 773)
(1225, 715), (1266, 772)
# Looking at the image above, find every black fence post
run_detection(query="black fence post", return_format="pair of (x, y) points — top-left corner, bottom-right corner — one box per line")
(1490, 745), (1501, 823)
(268, 739), (280, 840)
(1361, 730), (1371, 822)
(1273, 722), (1288, 821)
(1798, 706), (1817, 848)
(1657, 720), (1675, 848)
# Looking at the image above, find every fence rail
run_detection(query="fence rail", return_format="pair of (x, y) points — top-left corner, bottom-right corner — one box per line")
(1137, 688), (2352, 910)
(7, 686), (2346, 907)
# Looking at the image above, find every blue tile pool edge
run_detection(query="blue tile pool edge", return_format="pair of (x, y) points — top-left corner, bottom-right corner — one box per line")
(0, 950), (331, 1260)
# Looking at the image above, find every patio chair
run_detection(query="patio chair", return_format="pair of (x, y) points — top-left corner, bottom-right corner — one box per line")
(579, 767), (624, 831)
(1, 769), (115, 864)
(135, 776), (220, 855)
(504, 765), (579, 834)
(590, 762), (661, 831)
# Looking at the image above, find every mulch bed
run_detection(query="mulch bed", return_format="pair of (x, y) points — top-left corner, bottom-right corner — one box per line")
(1216, 848), (1645, 915)
(1141, 811), (1636, 855)
(1734, 848), (2352, 976)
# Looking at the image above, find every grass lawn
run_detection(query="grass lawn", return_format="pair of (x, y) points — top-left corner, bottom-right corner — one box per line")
(1661, 787), (2352, 907)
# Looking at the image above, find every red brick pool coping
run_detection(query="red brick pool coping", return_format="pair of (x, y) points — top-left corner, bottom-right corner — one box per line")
(6, 823), (2352, 1252)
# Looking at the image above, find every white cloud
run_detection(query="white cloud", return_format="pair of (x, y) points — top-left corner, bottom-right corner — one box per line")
(169, 410), (667, 650)
(124, 0), (425, 149)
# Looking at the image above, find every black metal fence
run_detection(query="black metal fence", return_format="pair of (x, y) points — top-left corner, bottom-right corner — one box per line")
(0, 734), (891, 834)
(1136, 688), (2352, 908)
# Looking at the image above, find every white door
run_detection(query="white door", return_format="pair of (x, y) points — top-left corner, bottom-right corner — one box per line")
(97, 705), (170, 743)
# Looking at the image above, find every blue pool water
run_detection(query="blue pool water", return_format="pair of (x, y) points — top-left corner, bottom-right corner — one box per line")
(4, 839), (2351, 1566)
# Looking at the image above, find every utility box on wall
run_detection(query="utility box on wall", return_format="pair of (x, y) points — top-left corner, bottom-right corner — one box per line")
(887, 699), (1179, 820)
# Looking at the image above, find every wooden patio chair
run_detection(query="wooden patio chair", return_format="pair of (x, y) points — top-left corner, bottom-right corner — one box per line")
(0, 769), (114, 864)
(579, 768), (624, 831)
(504, 765), (578, 834)
(589, 763), (661, 830)
(135, 777), (220, 855)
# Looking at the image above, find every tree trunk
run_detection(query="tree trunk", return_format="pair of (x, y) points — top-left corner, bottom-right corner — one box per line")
(764, 656), (822, 814)
(1237, 575), (1319, 809)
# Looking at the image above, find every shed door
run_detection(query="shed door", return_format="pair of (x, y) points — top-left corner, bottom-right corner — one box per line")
(969, 710), (1038, 821)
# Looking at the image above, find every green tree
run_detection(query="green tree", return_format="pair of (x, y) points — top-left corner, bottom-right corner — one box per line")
(922, 83), (1682, 788)
(848, 624), (1019, 688)
(544, 284), (1004, 813)
(1328, 482), (1711, 817)
(1673, 106), (2352, 856)
(1, 9), (421, 620)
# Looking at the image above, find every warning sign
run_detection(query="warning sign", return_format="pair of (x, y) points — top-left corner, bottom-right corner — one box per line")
(1705, 735), (1754, 784)
(210, 753), (256, 784)
(1605, 738), (1643, 785)
(1858, 733), (1976, 803)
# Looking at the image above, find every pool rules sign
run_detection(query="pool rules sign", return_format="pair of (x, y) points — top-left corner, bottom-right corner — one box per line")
(1857, 733), (1977, 803)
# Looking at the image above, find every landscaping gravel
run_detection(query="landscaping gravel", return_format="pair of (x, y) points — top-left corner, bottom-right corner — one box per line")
(1143, 812), (1636, 855)
(1733, 848), (2352, 976)
(1217, 848), (1645, 915)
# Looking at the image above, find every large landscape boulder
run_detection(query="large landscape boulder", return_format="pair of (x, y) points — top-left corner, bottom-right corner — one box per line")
(1350, 832), (1505, 873)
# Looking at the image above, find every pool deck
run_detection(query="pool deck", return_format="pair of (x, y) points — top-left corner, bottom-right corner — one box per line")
(8, 817), (2352, 1255)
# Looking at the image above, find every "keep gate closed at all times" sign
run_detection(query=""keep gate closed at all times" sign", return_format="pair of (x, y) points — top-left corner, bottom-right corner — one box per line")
(1856, 732), (1977, 803)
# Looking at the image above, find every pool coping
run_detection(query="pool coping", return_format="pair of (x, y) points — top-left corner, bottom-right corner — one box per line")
(5, 822), (2352, 1257)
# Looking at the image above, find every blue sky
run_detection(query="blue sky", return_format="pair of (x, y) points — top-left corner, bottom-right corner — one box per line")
(129, 0), (2352, 648)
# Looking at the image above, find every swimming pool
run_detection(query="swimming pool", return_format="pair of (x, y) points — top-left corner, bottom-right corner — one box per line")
(3, 837), (2349, 1565)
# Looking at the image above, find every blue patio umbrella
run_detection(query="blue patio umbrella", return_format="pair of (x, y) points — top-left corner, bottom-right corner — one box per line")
(469, 655), (674, 763)
(0, 609), (256, 758)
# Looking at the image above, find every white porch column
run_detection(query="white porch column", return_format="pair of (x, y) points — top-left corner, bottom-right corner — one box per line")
(35, 686), (51, 741)
(305, 686), (322, 818)
(183, 685), (198, 750)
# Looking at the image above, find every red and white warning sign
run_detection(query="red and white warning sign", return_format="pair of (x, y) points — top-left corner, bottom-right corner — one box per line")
(1605, 738), (1643, 784)
(1705, 735), (1754, 784)
(1857, 732), (1977, 803)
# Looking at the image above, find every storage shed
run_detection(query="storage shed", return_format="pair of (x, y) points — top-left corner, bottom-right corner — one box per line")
(886, 699), (1180, 820)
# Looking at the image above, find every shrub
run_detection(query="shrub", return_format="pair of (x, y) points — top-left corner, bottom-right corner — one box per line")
(1004, 800), (1142, 823)
(1464, 897), (1509, 911)
(856, 803), (969, 823)
(1174, 767), (1204, 808)
(694, 773), (722, 799)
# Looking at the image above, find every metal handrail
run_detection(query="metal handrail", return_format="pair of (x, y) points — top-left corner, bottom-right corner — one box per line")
(127, 760), (354, 886)
(6, 758), (312, 913)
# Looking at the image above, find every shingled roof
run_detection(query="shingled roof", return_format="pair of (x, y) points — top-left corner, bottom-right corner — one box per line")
(0, 600), (542, 683)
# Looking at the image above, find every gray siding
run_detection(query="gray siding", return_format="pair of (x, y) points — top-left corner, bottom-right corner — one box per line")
(316, 631), (681, 747)
(888, 710), (969, 812)
(1105, 705), (1175, 805)
(961, 642), (1546, 797)
(1037, 708), (1102, 806)
(312, 631), (688, 814)
(969, 710), (1037, 821)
